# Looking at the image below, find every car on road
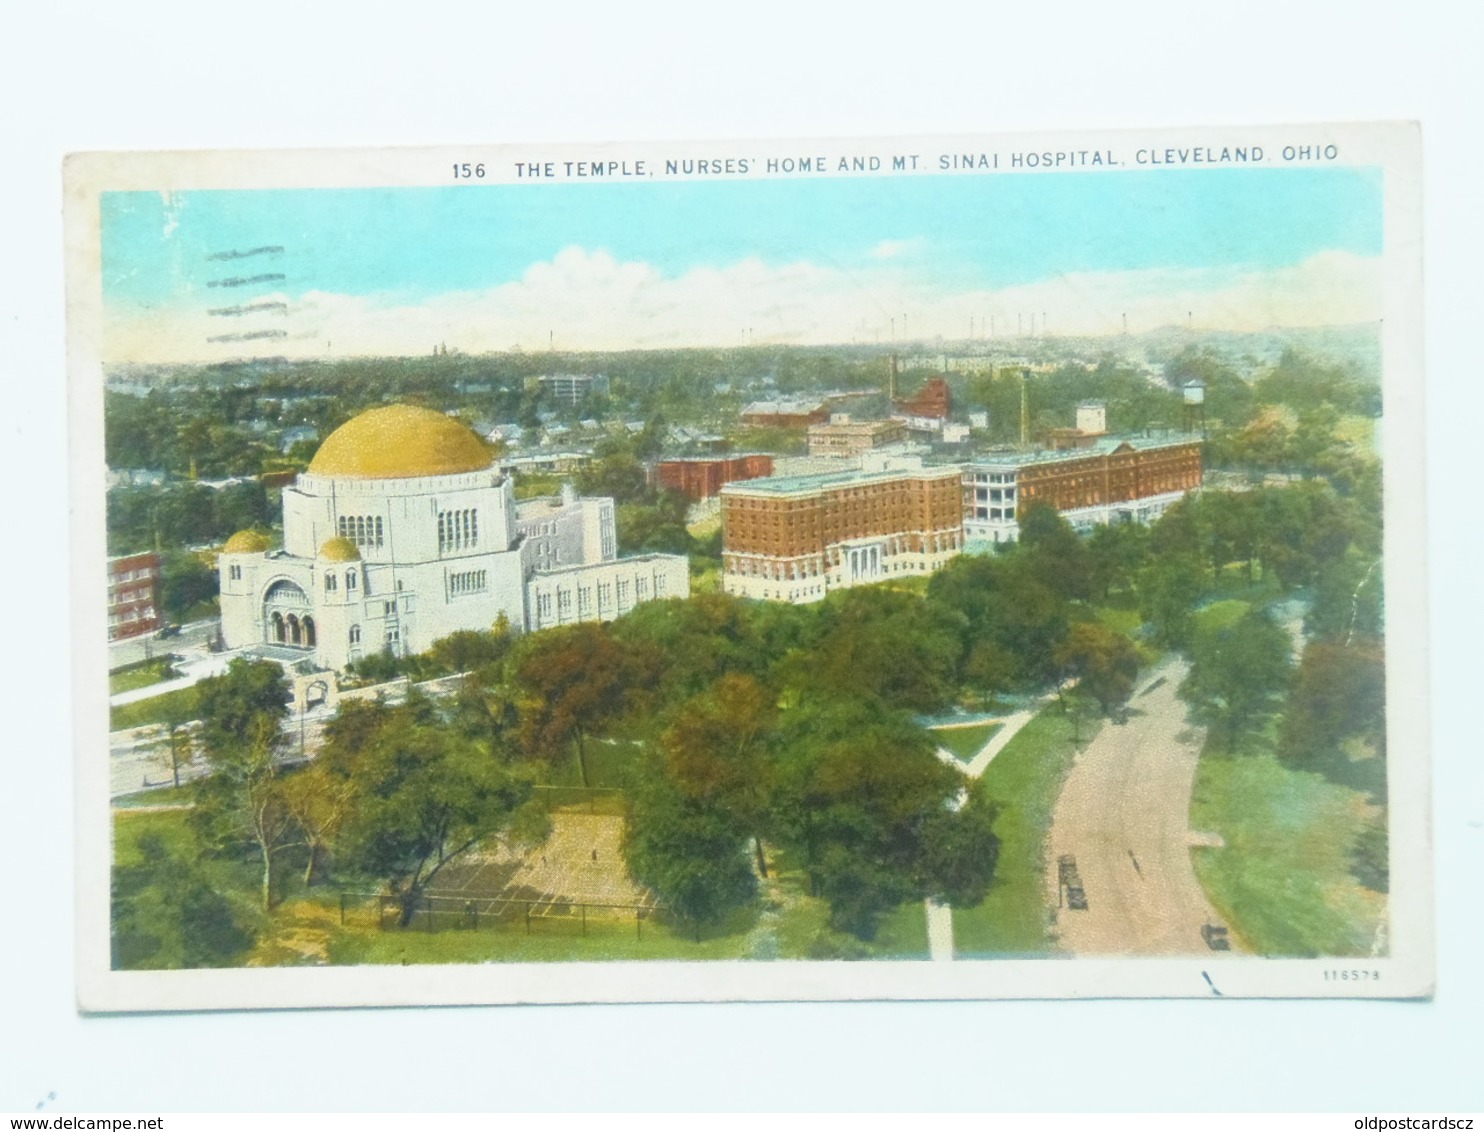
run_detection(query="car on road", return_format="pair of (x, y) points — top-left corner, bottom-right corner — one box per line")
(1201, 923), (1230, 950)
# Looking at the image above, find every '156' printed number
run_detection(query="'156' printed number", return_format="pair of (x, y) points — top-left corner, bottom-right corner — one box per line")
(453, 163), (486, 179)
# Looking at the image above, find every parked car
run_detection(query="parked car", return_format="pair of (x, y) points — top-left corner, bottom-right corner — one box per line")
(1201, 923), (1231, 951)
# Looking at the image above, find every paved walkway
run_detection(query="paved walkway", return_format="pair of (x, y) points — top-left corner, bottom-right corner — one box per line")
(925, 702), (1047, 961)
(110, 649), (235, 707)
(1046, 657), (1237, 957)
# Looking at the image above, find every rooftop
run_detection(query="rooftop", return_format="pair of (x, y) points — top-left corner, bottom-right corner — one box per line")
(723, 463), (958, 497)
(960, 432), (1202, 470)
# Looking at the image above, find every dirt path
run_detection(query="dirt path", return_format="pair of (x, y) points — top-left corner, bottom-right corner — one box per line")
(1047, 657), (1237, 957)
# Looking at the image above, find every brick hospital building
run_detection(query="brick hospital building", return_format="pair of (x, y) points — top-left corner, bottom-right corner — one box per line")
(720, 465), (963, 603)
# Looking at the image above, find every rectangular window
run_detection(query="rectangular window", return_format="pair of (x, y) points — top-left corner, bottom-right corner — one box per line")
(578, 587), (593, 616)
(229, 564), (242, 581)
(598, 582), (613, 609)
(617, 579), (631, 607)
(655, 573), (668, 596)
(325, 574), (337, 592)
(558, 589), (573, 618)
(438, 508), (480, 553)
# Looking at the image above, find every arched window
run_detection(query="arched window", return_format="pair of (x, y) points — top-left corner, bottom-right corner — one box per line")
(303, 616), (316, 648)
(346, 570), (358, 590)
(349, 624), (361, 645)
(325, 574), (337, 593)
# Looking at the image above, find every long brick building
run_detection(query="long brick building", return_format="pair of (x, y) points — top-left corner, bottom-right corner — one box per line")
(721, 465), (964, 603)
(655, 454), (774, 500)
(963, 435), (1203, 544)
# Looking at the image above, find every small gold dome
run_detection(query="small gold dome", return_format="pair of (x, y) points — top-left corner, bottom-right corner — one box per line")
(318, 536), (362, 562)
(308, 405), (494, 480)
(223, 529), (272, 554)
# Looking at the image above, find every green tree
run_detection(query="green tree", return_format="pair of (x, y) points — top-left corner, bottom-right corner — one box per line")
(1137, 553), (1207, 648)
(112, 830), (257, 969)
(159, 550), (219, 622)
(771, 698), (969, 938)
(917, 793), (1000, 908)
(799, 587), (965, 712)
(1087, 521), (1150, 601)
(660, 673), (777, 877)
(1279, 639), (1386, 766)
(1055, 621), (1141, 715)
(1181, 609), (1295, 753)
(191, 659), (293, 909)
(1019, 503), (1093, 602)
(510, 623), (659, 786)
(330, 696), (547, 924)
(623, 776), (759, 933)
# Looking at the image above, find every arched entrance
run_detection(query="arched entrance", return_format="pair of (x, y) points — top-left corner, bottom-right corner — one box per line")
(262, 579), (312, 650)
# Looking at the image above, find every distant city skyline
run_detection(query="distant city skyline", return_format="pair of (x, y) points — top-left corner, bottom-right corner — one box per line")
(100, 167), (1383, 363)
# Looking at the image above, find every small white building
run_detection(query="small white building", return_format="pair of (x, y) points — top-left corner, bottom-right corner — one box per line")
(219, 405), (687, 669)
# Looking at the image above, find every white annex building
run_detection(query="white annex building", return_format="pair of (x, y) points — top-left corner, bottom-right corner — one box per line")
(219, 405), (688, 669)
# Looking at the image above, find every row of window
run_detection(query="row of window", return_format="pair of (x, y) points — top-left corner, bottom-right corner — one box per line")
(532, 573), (668, 625)
(338, 515), (385, 548)
(111, 567), (156, 583)
(438, 508), (479, 553)
(109, 587), (154, 607)
(347, 624), (399, 647)
(108, 606), (156, 624)
(448, 569), (488, 597)
(324, 570), (359, 593)
(974, 487), (1017, 503)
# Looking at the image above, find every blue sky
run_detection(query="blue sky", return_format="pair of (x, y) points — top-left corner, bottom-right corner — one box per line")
(99, 167), (1384, 360)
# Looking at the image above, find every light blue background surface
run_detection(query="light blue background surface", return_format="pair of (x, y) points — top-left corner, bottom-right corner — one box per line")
(3, 1), (1480, 1113)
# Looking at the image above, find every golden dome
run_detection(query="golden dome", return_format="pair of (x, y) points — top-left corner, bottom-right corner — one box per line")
(307, 405), (494, 479)
(318, 536), (361, 562)
(223, 529), (272, 554)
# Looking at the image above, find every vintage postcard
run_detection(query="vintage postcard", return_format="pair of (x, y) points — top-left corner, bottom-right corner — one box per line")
(66, 122), (1430, 1011)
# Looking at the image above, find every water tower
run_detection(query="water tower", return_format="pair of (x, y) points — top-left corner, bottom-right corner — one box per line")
(1182, 379), (1206, 436)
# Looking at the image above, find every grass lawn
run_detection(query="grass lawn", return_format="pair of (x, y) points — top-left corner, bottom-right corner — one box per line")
(952, 705), (1094, 956)
(110, 685), (201, 731)
(1191, 598), (1252, 634)
(113, 805), (197, 863)
(1190, 748), (1386, 957)
(109, 656), (179, 695)
(1093, 606), (1142, 637)
(543, 739), (647, 791)
(251, 841), (932, 967)
(931, 722), (1003, 763)
(316, 898), (760, 965)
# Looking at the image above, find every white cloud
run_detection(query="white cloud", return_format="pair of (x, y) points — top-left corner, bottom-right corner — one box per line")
(102, 246), (1381, 364)
(869, 238), (921, 260)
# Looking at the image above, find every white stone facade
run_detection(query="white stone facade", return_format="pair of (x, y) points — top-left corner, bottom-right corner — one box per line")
(220, 465), (684, 670)
(526, 554), (690, 630)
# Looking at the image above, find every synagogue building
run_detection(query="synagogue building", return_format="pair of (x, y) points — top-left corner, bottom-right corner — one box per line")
(218, 405), (687, 669)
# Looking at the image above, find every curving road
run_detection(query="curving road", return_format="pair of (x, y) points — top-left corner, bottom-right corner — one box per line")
(1047, 657), (1238, 957)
